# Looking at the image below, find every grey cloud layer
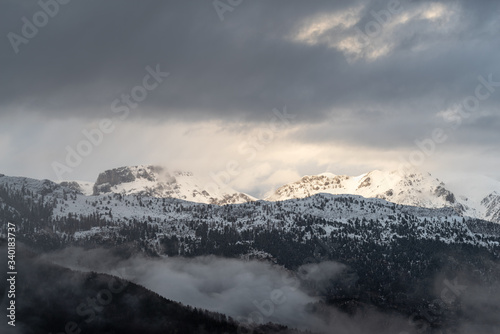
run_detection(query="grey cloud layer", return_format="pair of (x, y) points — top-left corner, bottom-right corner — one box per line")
(1, 0), (499, 123)
(1, 0), (499, 175)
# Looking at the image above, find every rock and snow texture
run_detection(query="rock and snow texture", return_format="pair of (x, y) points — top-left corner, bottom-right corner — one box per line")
(91, 165), (255, 205)
(265, 167), (500, 224)
(266, 168), (458, 207)
(60, 181), (94, 196)
(0, 165), (255, 206)
(1, 165), (499, 224)
(482, 191), (500, 224)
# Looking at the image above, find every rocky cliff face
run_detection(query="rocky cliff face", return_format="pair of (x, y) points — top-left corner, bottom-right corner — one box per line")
(93, 166), (139, 194)
(264, 167), (495, 221)
(266, 168), (459, 206)
(482, 191), (500, 223)
(91, 165), (255, 205)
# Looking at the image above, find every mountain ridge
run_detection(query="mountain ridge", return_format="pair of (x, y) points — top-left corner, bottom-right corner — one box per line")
(2, 164), (500, 223)
(70, 165), (256, 206)
(265, 167), (500, 224)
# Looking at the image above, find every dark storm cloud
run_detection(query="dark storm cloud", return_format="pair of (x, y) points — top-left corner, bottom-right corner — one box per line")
(1, 0), (499, 126)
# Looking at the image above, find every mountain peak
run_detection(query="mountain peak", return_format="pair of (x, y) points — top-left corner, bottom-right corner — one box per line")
(263, 167), (500, 223)
(266, 168), (463, 212)
(92, 165), (255, 205)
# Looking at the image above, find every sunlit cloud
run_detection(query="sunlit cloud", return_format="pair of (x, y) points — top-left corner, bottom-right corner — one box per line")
(289, 2), (462, 62)
(292, 5), (364, 46)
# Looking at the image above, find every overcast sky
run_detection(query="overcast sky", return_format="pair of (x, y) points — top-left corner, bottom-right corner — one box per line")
(1, 0), (499, 196)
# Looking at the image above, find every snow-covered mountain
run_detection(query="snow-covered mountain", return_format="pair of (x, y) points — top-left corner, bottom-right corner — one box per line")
(88, 165), (255, 205)
(0, 165), (256, 206)
(266, 167), (459, 207)
(2, 168), (499, 333)
(3, 173), (499, 334)
(482, 191), (500, 223)
(265, 167), (500, 224)
(1, 165), (499, 224)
